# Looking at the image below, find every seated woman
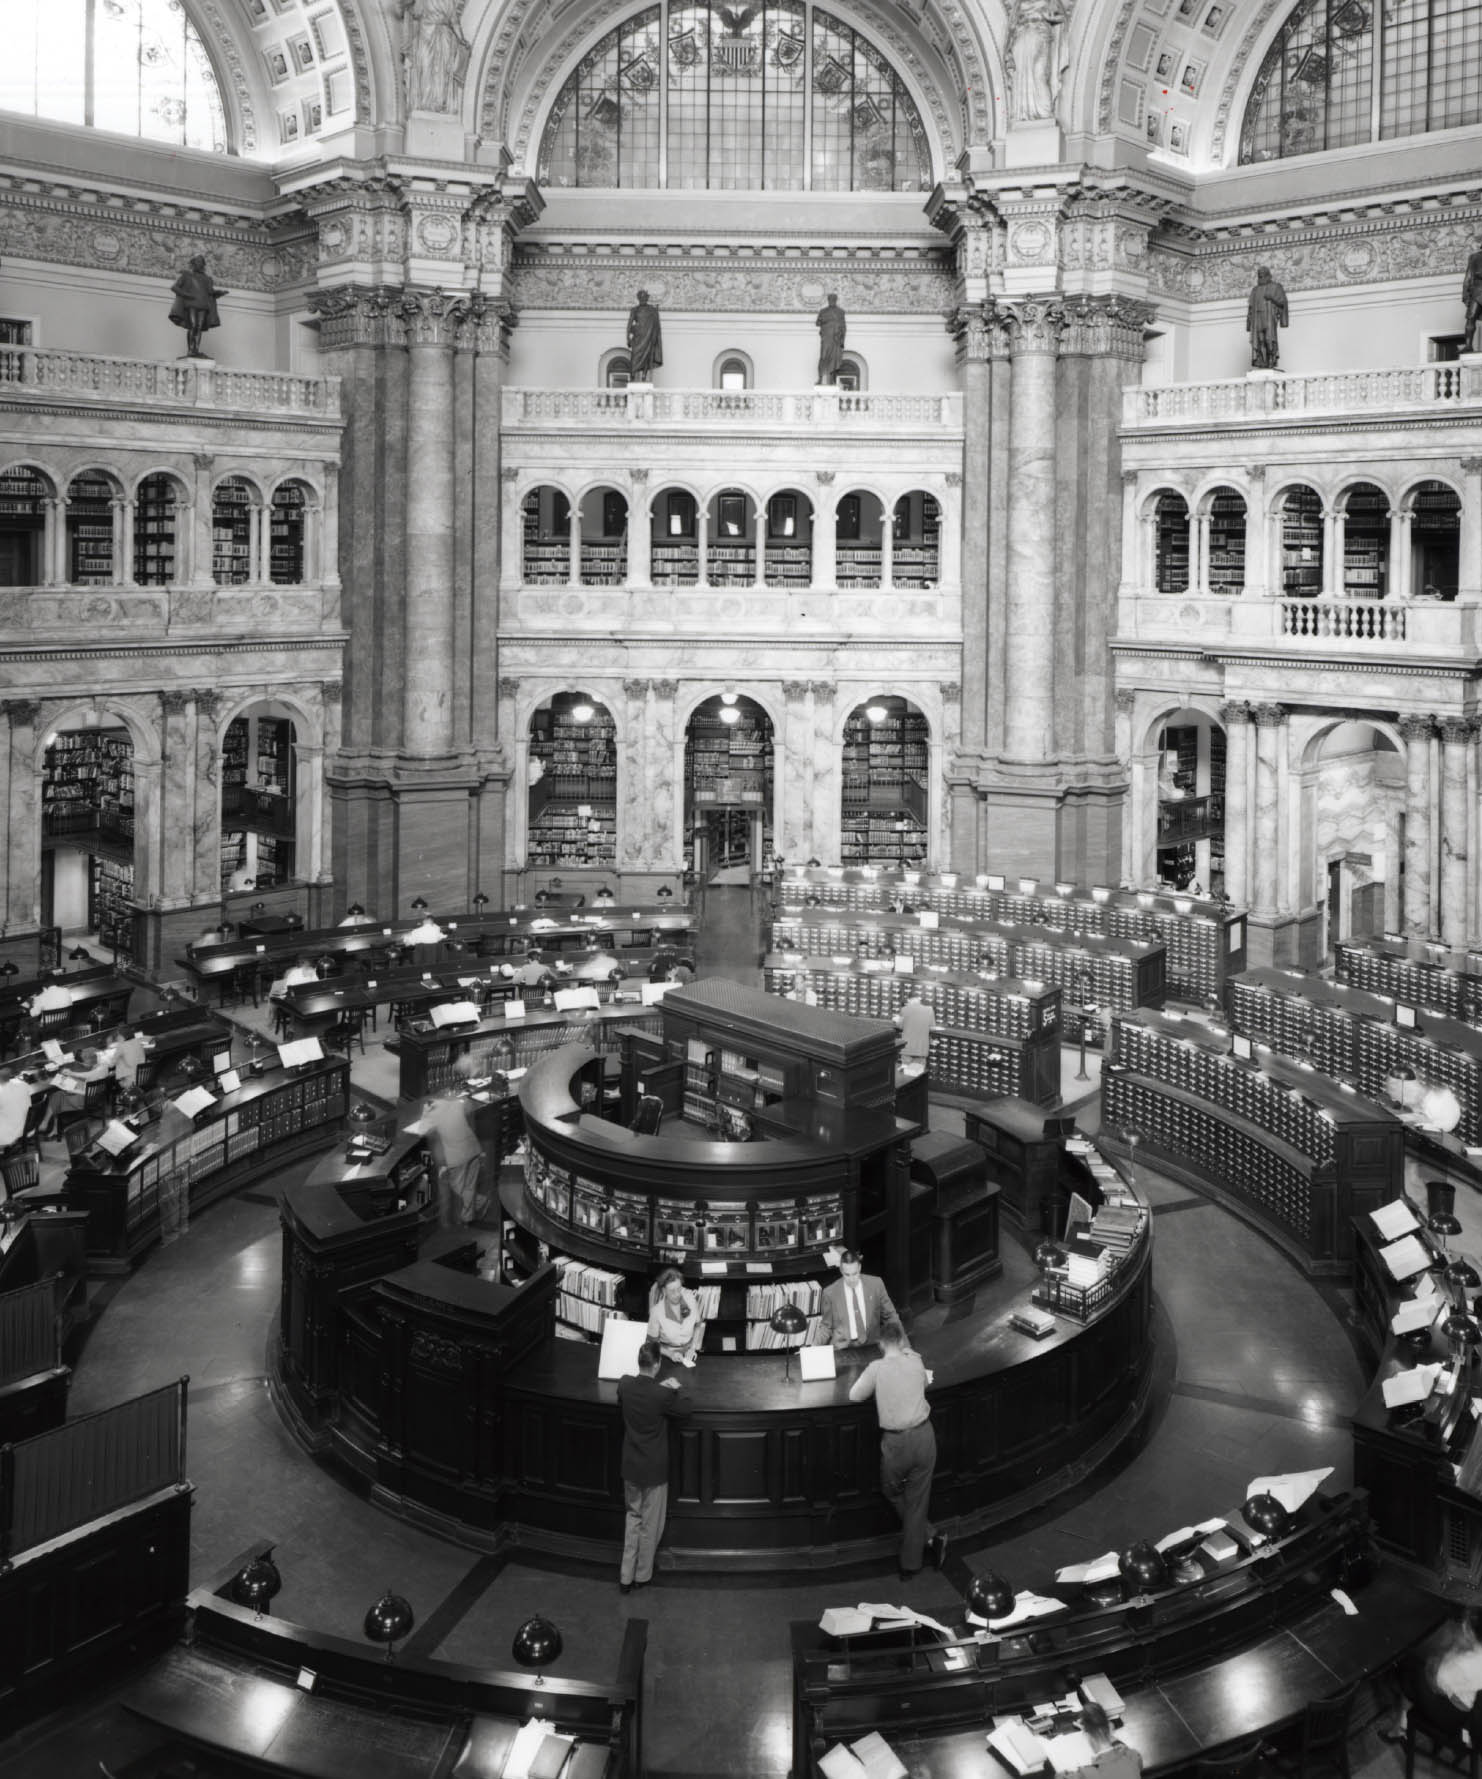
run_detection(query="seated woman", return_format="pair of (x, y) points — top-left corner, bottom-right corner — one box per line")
(647, 1267), (703, 1369)
(40, 1045), (116, 1137)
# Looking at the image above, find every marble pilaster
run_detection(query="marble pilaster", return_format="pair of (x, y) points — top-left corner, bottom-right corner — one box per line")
(620, 679), (650, 870)
(2, 701), (42, 930)
(781, 681), (812, 861)
(1399, 713), (1434, 936)
(628, 472), (652, 592)
(1244, 468), (1268, 599)
(813, 475), (837, 586)
(808, 681), (837, 864)
(998, 298), (1065, 764)
(649, 681), (680, 873)
(1461, 460), (1482, 602)
(400, 287), (467, 758)
(158, 690), (193, 906)
(1439, 716), (1471, 944)
(294, 740), (326, 890)
(191, 689), (223, 905)
(1219, 702), (1251, 909)
(1251, 703), (1285, 915)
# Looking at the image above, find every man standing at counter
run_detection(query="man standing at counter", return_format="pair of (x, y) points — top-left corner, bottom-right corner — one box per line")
(849, 1318), (947, 1581)
(618, 1338), (688, 1593)
(817, 1249), (897, 1350)
(422, 1070), (484, 1228)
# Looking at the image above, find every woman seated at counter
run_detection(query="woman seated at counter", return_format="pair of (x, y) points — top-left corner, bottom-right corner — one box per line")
(648, 1268), (703, 1369)
(39, 1045), (116, 1137)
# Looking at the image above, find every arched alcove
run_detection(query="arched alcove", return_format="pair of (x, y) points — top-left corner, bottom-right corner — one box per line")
(528, 691), (618, 869)
(841, 695), (930, 866)
(684, 693), (774, 879)
(1303, 721), (1403, 948)
(221, 703), (299, 892)
(1153, 708), (1226, 895)
(40, 716), (137, 959)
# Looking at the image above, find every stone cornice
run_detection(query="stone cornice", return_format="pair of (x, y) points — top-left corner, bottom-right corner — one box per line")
(1121, 415), (1482, 445)
(1109, 639), (1482, 679)
(0, 636), (347, 664)
(0, 400), (343, 441)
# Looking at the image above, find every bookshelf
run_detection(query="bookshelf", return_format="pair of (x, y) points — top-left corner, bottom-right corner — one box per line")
(687, 706), (772, 812)
(1207, 488), (1246, 595)
(1155, 494), (1190, 594)
(841, 705), (929, 866)
(67, 473), (114, 585)
(133, 474), (176, 587)
(522, 487), (570, 584)
(764, 493), (812, 586)
(90, 855), (136, 959)
(836, 543), (881, 587)
(222, 717), (249, 819)
(1280, 487), (1323, 598)
(528, 699), (617, 869)
(1102, 1006), (1403, 1274)
(707, 542), (755, 586)
(651, 540), (699, 585)
(1342, 484), (1388, 598)
(891, 493), (940, 589)
(0, 466), (46, 586)
(268, 482), (306, 584)
(1411, 479), (1461, 598)
(211, 478), (254, 585)
(42, 729), (134, 847)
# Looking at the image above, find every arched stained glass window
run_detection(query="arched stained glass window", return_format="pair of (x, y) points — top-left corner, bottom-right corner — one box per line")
(3, 0), (227, 153)
(1241, 0), (1482, 161)
(538, 2), (932, 191)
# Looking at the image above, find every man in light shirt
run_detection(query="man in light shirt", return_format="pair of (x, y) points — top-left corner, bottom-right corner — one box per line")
(0, 1069), (34, 1150)
(849, 1318), (948, 1580)
(27, 982), (74, 1019)
(817, 1249), (897, 1350)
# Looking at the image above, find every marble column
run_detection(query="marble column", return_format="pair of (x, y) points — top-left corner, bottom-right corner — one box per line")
(781, 681), (811, 859)
(294, 739), (325, 889)
(159, 690), (193, 905)
(1243, 468), (1268, 599)
(649, 680), (680, 873)
(191, 689), (223, 905)
(1000, 298), (1065, 763)
(621, 679), (650, 869)
(116, 498), (134, 588)
(695, 505), (711, 591)
(1251, 703), (1285, 914)
(1386, 505), (1406, 603)
(1324, 505), (1342, 598)
(2, 700), (41, 930)
(43, 498), (64, 585)
(1219, 702), (1251, 909)
(808, 681), (836, 862)
(1460, 459), (1482, 602)
(188, 455), (214, 591)
(813, 475), (837, 586)
(1399, 713), (1434, 936)
(953, 307), (992, 754)
(401, 288), (467, 758)
(1114, 689), (1139, 884)
(1439, 716), (1471, 944)
(567, 497), (581, 589)
(628, 472), (652, 591)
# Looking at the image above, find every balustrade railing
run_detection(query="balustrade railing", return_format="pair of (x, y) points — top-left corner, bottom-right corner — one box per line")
(1279, 598), (1407, 642)
(1125, 361), (1482, 425)
(0, 348), (338, 418)
(504, 386), (962, 428)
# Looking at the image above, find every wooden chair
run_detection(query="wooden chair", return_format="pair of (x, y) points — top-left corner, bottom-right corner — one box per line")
(323, 1008), (367, 1058)
(37, 1006), (72, 1035)
(18, 1093), (48, 1160)
(1400, 1651), (1482, 1779)
(1265, 1680), (1361, 1779)
(1, 1150), (40, 1198)
(54, 1076), (113, 1143)
(1191, 1735), (1269, 1779)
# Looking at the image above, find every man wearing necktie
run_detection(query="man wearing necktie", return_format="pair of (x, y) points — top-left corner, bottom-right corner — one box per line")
(817, 1249), (897, 1351)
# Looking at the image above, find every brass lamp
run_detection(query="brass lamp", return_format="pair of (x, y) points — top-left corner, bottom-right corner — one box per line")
(231, 1550), (282, 1619)
(363, 1588), (415, 1662)
(965, 1571), (1015, 1621)
(769, 1302), (808, 1381)
(511, 1614), (563, 1685)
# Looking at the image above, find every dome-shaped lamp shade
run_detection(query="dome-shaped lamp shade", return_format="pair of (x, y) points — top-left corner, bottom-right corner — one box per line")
(1444, 1309), (1481, 1347)
(348, 1100), (379, 1125)
(115, 1083), (145, 1116)
(965, 1571), (1015, 1621)
(770, 1302), (809, 1381)
(1118, 1539), (1168, 1595)
(175, 1054), (206, 1084)
(1242, 1492), (1291, 1538)
(1034, 1241), (1065, 1272)
(511, 1615), (563, 1681)
(364, 1589), (415, 1661)
(231, 1553), (282, 1617)
(1448, 1257), (1482, 1296)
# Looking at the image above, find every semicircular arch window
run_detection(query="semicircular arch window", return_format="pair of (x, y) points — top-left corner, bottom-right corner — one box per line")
(538, 2), (932, 191)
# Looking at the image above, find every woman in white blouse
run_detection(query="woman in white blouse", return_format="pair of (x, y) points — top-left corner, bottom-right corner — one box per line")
(647, 1267), (703, 1368)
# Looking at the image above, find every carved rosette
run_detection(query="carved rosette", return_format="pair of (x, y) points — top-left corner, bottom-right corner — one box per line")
(400, 287), (471, 349)
(1059, 294), (1157, 359)
(992, 297), (1067, 357)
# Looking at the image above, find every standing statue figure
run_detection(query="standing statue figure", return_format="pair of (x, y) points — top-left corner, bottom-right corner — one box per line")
(1462, 241), (1482, 353)
(1006, 0), (1070, 124)
(169, 256), (228, 359)
(1246, 264), (1289, 370)
(626, 290), (663, 383)
(399, 0), (471, 115)
(815, 292), (847, 385)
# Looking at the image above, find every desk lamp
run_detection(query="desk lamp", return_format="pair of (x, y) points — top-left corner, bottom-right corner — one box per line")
(0, 961), (17, 987)
(346, 902), (365, 919)
(251, 901), (266, 920)
(769, 1302), (808, 1381)
(231, 1550), (282, 1619)
(1118, 1539), (1168, 1597)
(965, 1571), (1014, 1622)
(1444, 1307), (1481, 1352)
(511, 1614), (562, 1686)
(410, 896), (428, 915)
(68, 945), (91, 964)
(348, 1100), (379, 1127)
(1446, 1255), (1481, 1293)
(473, 892), (490, 914)
(363, 1588), (415, 1662)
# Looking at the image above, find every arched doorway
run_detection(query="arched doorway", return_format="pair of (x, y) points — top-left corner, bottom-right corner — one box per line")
(527, 691), (617, 870)
(1304, 722), (1401, 951)
(685, 694), (773, 881)
(841, 696), (930, 866)
(221, 704), (298, 890)
(40, 718), (136, 958)
(1153, 709), (1225, 894)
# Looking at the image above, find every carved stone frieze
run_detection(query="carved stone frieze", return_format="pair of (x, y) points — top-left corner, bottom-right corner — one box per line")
(306, 284), (402, 351)
(1059, 294), (1157, 359)
(509, 253), (955, 316)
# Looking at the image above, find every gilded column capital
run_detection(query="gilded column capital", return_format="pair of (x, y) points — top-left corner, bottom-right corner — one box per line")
(497, 677), (520, 701)
(500, 466), (520, 482)
(1460, 457), (1482, 474)
(307, 283), (402, 350)
(991, 297), (1068, 357)
(948, 304), (1000, 363)
(1219, 700), (1251, 726)
(806, 680), (834, 700)
(783, 680), (810, 701)
(1250, 702), (1287, 730)
(945, 471), (962, 488)
(623, 678), (650, 700)
(1114, 688), (1137, 715)
(471, 297), (519, 357)
(651, 679), (678, 699)
(192, 688), (223, 721)
(941, 681), (961, 704)
(1397, 713), (1435, 743)
(815, 470), (836, 486)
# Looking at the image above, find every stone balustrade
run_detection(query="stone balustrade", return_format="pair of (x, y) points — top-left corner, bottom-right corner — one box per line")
(503, 385), (963, 431)
(1123, 361), (1482, 427)
(0, 347), (340, 419)
(1117, 591), (1482, 654)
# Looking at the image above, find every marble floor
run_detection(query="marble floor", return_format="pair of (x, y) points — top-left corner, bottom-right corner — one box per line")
(0, 887), (1443, 1778)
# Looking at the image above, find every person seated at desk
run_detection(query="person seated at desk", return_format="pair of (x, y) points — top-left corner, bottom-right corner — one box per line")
(0, 1068), (34, 1150)
(39, 1045), (115, 1137)
(667, 957), (695, 986)
(27, 981), (74, 1019)
(648, 1267), (703, 1368)
(269, 956), (318, 998)
(513, 950), (551, 990)
(817, 1249), (898, 1351)
(113, 1028), (150, 1087)
(1061, 1703), (1142, 1779)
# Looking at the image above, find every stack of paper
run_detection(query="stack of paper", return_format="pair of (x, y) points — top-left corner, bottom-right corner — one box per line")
(1201, 1528), (1239, 1562)
(1064, 1237), (1110, 1289)
(1246, 1468), (1333, 1513)
(1054, 1552), (1120, 1586)
(1045, 1730), (1098, 1772)
(967, 1591), (1068, 1630)
(819, 1606), (875, 1636)
(1380, 1234), (1435, 1281)
(1372, 1199), (1421, 1240)
(1393, 1297), (1442, 1337)
(849, 1731), (908, 1779)
(1080, 1674), (1125, 1716)
(988, 1720), (1050, 1775)
(1383, 1364), (1441, 1408)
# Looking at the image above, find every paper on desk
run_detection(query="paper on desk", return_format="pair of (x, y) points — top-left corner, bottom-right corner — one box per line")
(986, 1592), (1068, 1630)
(1055, 1551), (1119, 1584)
(855, 1604), (954, 1637)
(277, 1036), (323, 1068)
(820, 1606), (875, 1636)
(1372, 1199), (1422, 1241)
(1331, 1588), (1359, 1616)
(41, 1040), (66, 1064)
(217, 1068), (241, 1095)
(799, 1345), (837, 1381)
(1246, 1467), (1333, 1513)
(819, 1745), (868, 1779)
(988, 1721), (1050, 1775)
(503, 1718), (554, 1779)
(1081, 1673), (1125, 1716)
(1046, 1730), (1099, 1772)
(171, 1085), (217, 1119)
(850, 1730), (908, 1779)
(1393, 1297), (1442, 1336)
(95, 1119), (138, 1157)
(1382, 1366), (1441, 1408)
(1381, 1234), (1435, 1281)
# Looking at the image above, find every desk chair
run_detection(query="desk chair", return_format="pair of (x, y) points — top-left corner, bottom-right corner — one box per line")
(53, 1077), (113, 1144)
(1400, 1653), (1482, 1779)
(1265, 1680), (1360, 1779)
(65, 1117), (106, 1161)
(1, 1150), (39, 1198)
(1190, 1736), (1268, 1779)
(324, 1008), (368, 1058)
(16, 1094), (48, 1161)
(37, 1006), (72, 1036)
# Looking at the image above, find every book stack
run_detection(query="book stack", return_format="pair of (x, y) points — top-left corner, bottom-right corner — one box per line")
(1089, 1203), (1143, 1258)
(1064, 1236), (1110, 1290)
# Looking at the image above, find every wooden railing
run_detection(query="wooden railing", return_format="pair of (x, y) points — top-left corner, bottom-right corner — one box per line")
(0, 1377), (186, 1563)
(0, 1278), (61, 1390)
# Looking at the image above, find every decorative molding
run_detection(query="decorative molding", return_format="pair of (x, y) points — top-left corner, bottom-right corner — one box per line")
(1439, 716), (1475, 746)
(399, 287), (470, 349)
(497, 676), (521, 699)
(1113, 688), (1137, 714)
(1398, 712), (1436, 742)
(161, 690), (191, 716)
(1219, 700), (1251, 725)
(806, 680), (834, 699)
(2, 700), (42, 727)
(623, 678), (649, 700)
(409, 1330), (464, 1376)
(1059, 294), (1156, 358)
(1250, 702), (1287, 728)
(650, 679), (678, 698)
(991, 296), (1067, 356)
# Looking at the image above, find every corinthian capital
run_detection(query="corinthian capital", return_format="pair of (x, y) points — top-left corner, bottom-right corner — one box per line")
(991, 297), (1067, 357)
(400, 286), (470, 349)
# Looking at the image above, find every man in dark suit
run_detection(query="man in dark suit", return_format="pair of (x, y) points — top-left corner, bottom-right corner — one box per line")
(817, 1249), (898, 1350)
(617, 1338), (689, 1592)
